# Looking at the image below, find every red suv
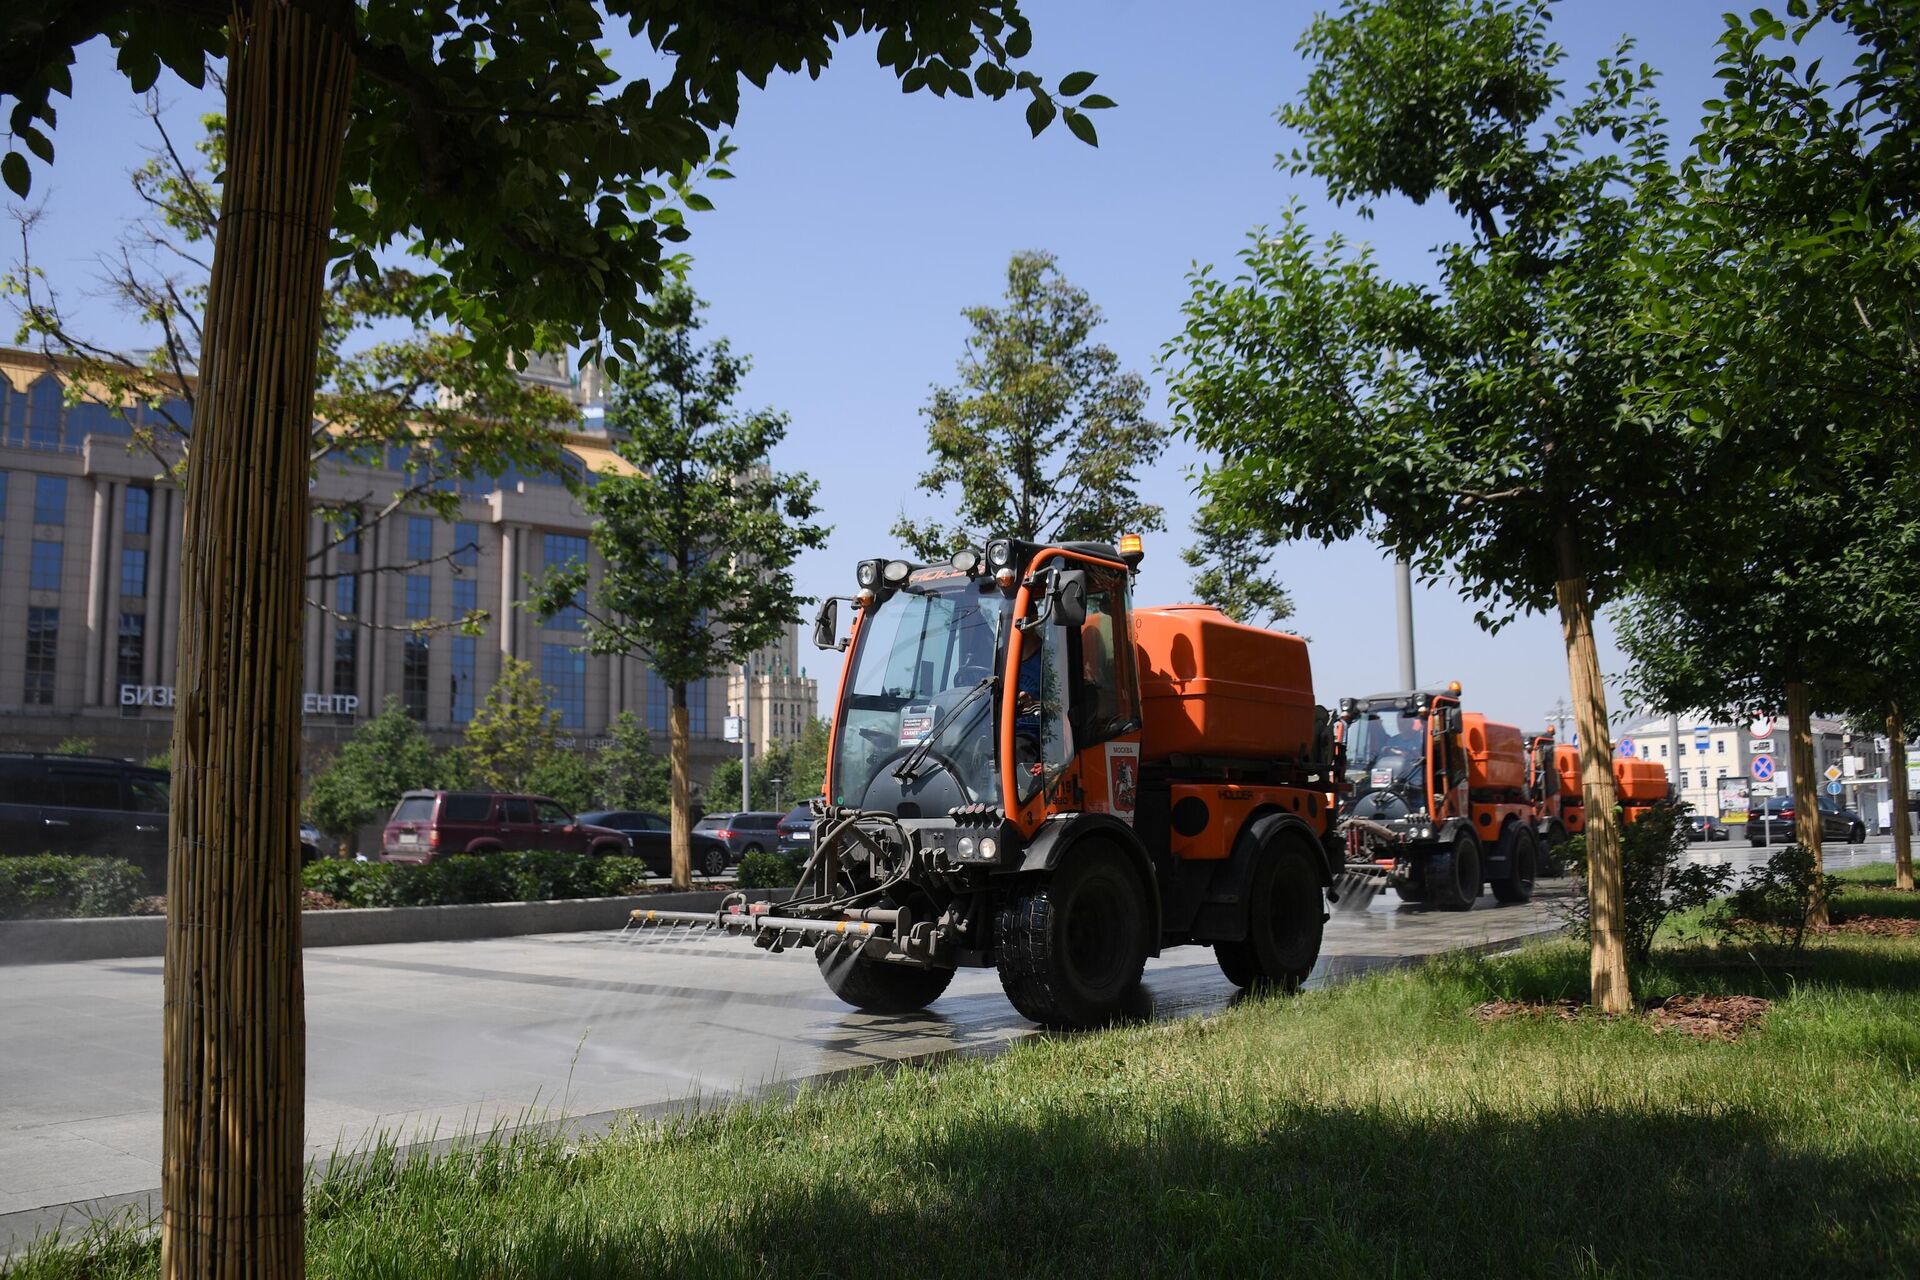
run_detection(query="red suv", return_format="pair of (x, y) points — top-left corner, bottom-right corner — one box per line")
(381, 791), (630, 864)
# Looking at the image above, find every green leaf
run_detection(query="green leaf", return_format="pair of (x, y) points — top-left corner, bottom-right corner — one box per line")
(19, 125), (53, 165)
(1, 152), (27, 199)
(1059, 71), (1097, 96)
(1026, 95), (1056, 137)
(1079, 94), (1117, 110)
(1064, 109), (1098, 148)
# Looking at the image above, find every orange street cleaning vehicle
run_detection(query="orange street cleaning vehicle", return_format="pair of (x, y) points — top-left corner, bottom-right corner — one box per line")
(1335, 685), (1541, 910)
(634, 537), (1344, 1029)
(1532, 736), (1672, 836)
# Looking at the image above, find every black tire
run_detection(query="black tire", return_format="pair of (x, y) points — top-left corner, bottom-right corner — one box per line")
(1215, 847), (1324, 991)
(742, 842), (764, 857)
(1392, 878), (1428, 904)
(996, 847), (1150, 1029)
(1491, 826), (1538, 904)
(1540, 823), (1570, 876)
(1424, 833), (1481, 911)
(1849, 822), (1865, 845)
(699, 845), (729, 878)
(815, 936), (954, 1014)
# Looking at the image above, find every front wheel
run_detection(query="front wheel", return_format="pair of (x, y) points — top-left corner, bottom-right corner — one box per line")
(816, 937), (954, 1014)
(1424, 834), (1481, 911)
(1490, 827), (1537, 904)
(997, 847), (1149, 1030)
(1215, 847), (1324, 992)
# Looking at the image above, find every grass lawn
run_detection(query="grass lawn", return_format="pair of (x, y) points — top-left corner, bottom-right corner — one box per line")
(12, 866), (1920, 1279)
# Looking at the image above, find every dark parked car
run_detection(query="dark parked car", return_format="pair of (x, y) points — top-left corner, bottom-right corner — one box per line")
(1746, 794), (1867, 846)
(695, 811), (784, 859)
(381, 791), (628, 864)
(775, 804), (816, 856)
(0, 753), (171, 889)
(1686, 814), (1729, 842)
(576, 810), (733, 878)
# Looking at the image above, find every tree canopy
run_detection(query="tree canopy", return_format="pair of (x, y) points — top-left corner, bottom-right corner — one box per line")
(1180, 496), (1293, 628)
(893, 250), (1167, 558)
(4, 2), (1107, 366)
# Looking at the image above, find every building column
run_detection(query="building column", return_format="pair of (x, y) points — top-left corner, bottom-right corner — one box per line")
(498, 525), (517, 664)
(83, 479), (113, 706)
(158, 486), (182, 690)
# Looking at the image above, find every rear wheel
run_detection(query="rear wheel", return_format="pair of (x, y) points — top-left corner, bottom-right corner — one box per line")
(1540, 823), (1570, 876)
(816, 936), (954, 1014)
(1215, 847), (1324, 991)
(997, 847), (1149, 1029)
(1849, 821), (1865, 845)
(699, 845), (728, 878)
(1491, 826), (1538, 904)
(1424, 833), (1481, 911)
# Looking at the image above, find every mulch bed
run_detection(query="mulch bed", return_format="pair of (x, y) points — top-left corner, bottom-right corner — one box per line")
(1473, 993), (1772, 1041)
(1643, 994), (1771, 1041)
(1819, 915), (1920, 938)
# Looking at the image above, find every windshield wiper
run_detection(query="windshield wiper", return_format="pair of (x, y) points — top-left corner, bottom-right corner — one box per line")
(892, 677), (996, 784)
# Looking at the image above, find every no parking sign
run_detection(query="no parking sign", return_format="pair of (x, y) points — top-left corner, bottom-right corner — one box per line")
(1751, 754), (1775, 782)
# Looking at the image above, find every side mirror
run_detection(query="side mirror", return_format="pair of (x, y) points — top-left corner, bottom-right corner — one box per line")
(1053, 569), (1088, 628)
(1441, 707), (1464, 735)
(812, 597), (844, 651)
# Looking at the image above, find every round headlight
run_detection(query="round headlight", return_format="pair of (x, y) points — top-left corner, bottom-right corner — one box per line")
(857, 560), (881, 588)
(987, 539), (1012, 568)
(957, 836), (976, 857)
(883, 560), (912, 587)
(978, 836), (997, 859)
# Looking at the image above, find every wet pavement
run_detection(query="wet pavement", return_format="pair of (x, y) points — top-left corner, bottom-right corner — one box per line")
(0, 837), (1895, 1251)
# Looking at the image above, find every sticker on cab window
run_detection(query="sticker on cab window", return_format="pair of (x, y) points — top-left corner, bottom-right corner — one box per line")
(899, 706), (934, 746)
(1371, 768), (1393, 788)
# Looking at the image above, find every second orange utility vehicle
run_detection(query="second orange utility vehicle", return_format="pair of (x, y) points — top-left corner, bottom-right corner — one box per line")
(1336, 685), (1542, 910)
(1529, 730), (1674, 838)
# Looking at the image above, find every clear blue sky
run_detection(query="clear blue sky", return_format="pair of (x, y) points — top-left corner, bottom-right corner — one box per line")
(9, 2), (1848, 730)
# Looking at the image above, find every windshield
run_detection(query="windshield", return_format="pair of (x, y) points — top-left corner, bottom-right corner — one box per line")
(1343, 708), (1428, 792)
(832, 574), (1011, 807)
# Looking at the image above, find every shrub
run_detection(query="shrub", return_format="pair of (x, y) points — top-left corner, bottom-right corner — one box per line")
(0, 855), (147, 919)
(1711, 844), (1845, 953)
(1562, 800), (1734, 970)
(299, 851), (657, 909)
(737, 848), (804, 890)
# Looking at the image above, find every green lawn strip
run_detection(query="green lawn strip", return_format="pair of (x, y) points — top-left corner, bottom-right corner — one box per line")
(13, 931), (1920, 1280)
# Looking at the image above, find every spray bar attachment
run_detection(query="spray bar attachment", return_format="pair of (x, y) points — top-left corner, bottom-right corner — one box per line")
(628, 901), (901, 955)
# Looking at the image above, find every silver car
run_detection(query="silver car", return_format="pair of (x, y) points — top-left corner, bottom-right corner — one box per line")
(694, 811), (785, 858)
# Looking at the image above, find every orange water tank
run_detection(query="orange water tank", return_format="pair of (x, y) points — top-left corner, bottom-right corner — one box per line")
(1134, 605), (1317, 764)
(1462, 714), (1527, 790)
(1553, 743), (1582, 796)
(1613, 757), (1670, 803)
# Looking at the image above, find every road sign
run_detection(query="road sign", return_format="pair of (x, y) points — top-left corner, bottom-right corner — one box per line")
(1749, 716), (1775, 737)
(722, 714), (744, 743)
(1827, 780), (1844, 796)
(1751, 737), (1775, 753)
(1617, 737), (1636, 759)
(1751, 783), (1777, 797)
(1825, 764), (1841, 782)
(1751, 754), (1775, 782)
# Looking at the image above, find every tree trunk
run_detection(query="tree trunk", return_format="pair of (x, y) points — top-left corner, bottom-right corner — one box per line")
(162, 3), (354, 1277)
(1784, 678), (1828, 926)
(1891, 706), (1914, 892)
(1553, 527), (1630, 1015)
(670, 685), (692, 890)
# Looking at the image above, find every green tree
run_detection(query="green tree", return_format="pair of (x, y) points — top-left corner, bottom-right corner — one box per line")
(305, 697), (448, 853)
(786, 716), (833, 803)
(6, 5), (1095, 1265)
(893, 250), (1169, 558)
(594, 711), (672, 813)
(1627, 1), (1920, 898)
(1165, 0), (1686, 1013)
(1180, 496), (1293, 627)
(526, 749), (597, 816)
(709, 742), (793, 812)
(529, 286), (828, 889)
(462, 656), (561, 793)
(53, 736), (96, 757)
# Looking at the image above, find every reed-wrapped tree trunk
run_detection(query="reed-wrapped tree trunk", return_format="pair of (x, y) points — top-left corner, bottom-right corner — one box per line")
(1555, 527), (1630, 1015)
(1890, 707), (1913, 893)
(669, 695), (693, 890)
(1784, 678), (1828, 926)
(162, 2), (355, 1275)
